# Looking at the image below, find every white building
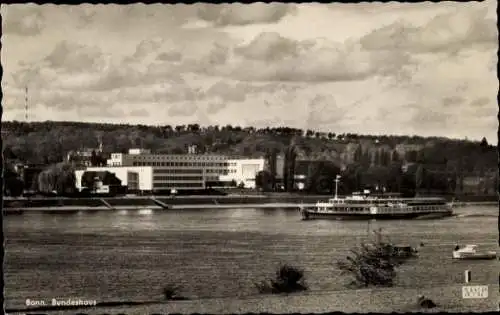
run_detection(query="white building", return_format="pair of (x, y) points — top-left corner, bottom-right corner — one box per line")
(92, 148), (265, 192)
(219, 158), (265, 189)
(107, 149), (152, 166)
(75, 166), (153, 192)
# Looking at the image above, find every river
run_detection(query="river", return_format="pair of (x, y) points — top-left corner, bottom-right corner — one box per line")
(4, 205), (498, 309)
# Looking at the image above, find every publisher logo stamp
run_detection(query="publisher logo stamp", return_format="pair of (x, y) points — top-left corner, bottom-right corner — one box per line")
(462, 285), (489, 299)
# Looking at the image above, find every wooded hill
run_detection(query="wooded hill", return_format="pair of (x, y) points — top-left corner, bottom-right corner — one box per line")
(2, 121), (497, 196)
(2, 120), (496, 168)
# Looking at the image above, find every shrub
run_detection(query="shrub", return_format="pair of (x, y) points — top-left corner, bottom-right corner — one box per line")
(336, 230), (414, 288)
(162, 283), (184, 300)
(255, 264), (308, 294)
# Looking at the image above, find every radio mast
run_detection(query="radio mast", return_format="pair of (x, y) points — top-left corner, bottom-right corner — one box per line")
(24, 85), (29, 122)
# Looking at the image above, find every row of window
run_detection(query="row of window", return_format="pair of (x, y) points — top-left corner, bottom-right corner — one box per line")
(208, 169), (230, 174)
(331, 206), (444, 212)
(154, 169), (203, 174)
(132, 161), (230, 167)
(154, 182), (204, 188)
(131, 155), (227, 161)
(153, 176), (204, 181)
(153, 169), (229, 175)
(337, 207), (364, 212)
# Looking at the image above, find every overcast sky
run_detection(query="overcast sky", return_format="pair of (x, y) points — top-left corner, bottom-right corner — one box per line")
(2, 2), (497, 141)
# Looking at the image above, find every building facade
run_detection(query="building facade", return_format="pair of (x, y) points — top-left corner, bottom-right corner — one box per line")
(83, 149), (266, 192)
(75, 166), (153, 192)
(219, 158), (266, 189)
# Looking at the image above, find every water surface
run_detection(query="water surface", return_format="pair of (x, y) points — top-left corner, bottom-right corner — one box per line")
(4, 206), (498, 308)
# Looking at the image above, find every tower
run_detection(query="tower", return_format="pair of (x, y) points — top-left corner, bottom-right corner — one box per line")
(25, 86), (29, 122)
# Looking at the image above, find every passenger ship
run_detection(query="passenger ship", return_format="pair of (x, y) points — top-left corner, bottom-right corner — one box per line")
(300, 177), (454, 220)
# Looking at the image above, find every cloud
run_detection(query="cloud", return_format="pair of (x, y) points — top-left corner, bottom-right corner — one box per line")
(44, 40), (106, 73)
(157, 51), (182, 62)
(205, 81), (246, 103)
(234, 32), (299, 61)
(70, 6), (98, 28)
(11, 40), (113, 92)
(469, 97), (491, 108)
(360, 7), (497, 54)
(206, 102), (227, 115)
(196, 3), (294, 26)
(306, 95), (344, 128)
(130, 38), (164, 60)
(442, 96), (465, 107)
(3, 3), (495, 141)
(36, 89), (117, 112)
(128, 109), (149, 117)
(82, 106), (126, 118)
(3, 5), (46, 36)
(412, 108), (452, 126)
(225, 32), (414, 83)
(168, 102), (198, 117)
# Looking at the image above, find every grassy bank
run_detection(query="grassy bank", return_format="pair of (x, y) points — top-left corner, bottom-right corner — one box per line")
(7, 284), (498, 314)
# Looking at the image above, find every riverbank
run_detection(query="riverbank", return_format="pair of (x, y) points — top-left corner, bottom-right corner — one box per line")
(3, 194), (497, 212)
(6, 284), (498, 314)
(3, 203), (317, 214)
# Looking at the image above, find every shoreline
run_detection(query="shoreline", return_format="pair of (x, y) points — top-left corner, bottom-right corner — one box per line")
(2, 195), (496, 213)
(3, 203), (315, 213)
(6, 284), (499, 314)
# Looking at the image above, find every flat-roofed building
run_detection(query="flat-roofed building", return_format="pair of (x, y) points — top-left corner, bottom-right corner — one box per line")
(101, 150), (231, 192)
(219, 158), (265, 189)
(96, 148), (265, 192)
(75, 166), (153, 193)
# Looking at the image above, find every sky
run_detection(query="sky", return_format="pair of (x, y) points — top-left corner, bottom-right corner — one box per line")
(1, 2), (498, 142)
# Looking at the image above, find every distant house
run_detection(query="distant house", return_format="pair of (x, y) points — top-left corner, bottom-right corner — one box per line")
(67, 148), (107, 168)
(461, 172), (496, 195)
(294, 159), (341, 193)
(394, 143), (424, 159)
(67, 139), (106, 168)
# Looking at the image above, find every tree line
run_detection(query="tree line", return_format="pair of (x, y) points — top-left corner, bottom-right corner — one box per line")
(3, 121), (497, 197)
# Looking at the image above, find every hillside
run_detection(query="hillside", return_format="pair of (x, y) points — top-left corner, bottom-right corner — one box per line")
(2, 121), (496, 168)
(2, 121), (497, 196)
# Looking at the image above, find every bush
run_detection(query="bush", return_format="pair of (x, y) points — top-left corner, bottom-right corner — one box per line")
(162, 283), (184, 300)
(336, 230), (414, 288)
(255, 264), (308, 294)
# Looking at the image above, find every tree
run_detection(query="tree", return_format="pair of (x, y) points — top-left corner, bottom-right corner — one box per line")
(480, 137), (488, 147)
(255, 170), (274, 191)
(336, 230), (414, 288)
(90, 150), (99, 166)
(3, 163), (24, 197)
(283, 143), (297, 192)
(391, 151), (400, 162)
(374, 150), (381, 166)
(38, 163), (76, 195)
(255, 264), (308, 294)
(405, 150), (418, 163)
(353, 145), (363, 162)
(304, 162), (320, 193)
(415, 164), (424, 192)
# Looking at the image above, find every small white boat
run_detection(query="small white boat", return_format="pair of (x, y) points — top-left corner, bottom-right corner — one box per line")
(452, 244), (497, 260)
